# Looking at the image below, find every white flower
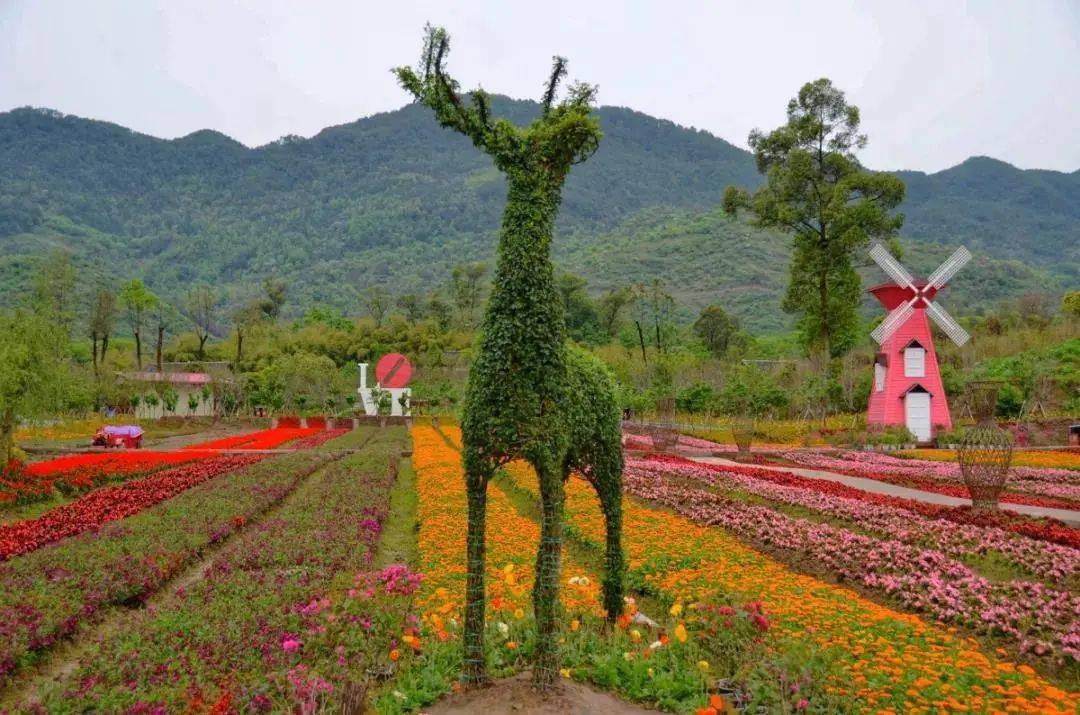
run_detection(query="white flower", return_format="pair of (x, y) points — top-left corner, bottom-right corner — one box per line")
(497, 622), (510, 637)
(649, 640), (664, 650)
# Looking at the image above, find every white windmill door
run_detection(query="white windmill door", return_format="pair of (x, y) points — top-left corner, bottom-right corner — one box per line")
(905, 392), (932, 442)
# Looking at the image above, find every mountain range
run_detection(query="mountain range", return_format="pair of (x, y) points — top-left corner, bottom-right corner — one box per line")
(0, 99), (1076, 332)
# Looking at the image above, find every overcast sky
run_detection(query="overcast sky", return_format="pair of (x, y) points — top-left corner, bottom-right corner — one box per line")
(2, 1), (1077, 173)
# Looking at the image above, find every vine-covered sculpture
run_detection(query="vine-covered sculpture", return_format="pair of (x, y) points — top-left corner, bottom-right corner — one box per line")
(395, 25), (625, 688)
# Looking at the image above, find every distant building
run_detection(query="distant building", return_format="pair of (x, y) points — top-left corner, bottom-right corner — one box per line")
(122, 371), (216, 418)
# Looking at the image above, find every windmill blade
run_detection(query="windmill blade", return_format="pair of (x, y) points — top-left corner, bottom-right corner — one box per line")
(869, 243), (917, 290)
(926, 246), (972, 289)
(870, 299), (916, 344)
(925, 299), (970, 346)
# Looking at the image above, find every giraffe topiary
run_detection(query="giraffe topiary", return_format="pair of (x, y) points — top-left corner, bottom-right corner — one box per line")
(394, 25), (625, 689)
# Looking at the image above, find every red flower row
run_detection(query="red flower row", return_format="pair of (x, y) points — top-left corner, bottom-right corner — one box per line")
(765, 456), (1080, 511)
(183, 427), (320, 451)
(646, 454), (1080, 551)
(0, 455), (263, 560)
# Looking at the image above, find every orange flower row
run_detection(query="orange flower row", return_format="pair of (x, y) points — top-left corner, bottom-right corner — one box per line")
(902, 448), (1080, 471)
(500, 466), (1077, 713)
(412, 425), (601, 639)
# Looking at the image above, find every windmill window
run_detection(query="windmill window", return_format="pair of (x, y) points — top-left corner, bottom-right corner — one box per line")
(874, 363), (886, 392)
(904, 346), (926, 378)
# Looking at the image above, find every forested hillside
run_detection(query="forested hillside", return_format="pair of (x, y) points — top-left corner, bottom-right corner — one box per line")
(0, 100), (1075, 332)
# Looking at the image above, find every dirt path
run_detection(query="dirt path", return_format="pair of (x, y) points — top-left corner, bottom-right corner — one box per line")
(424, 672), (658, 714)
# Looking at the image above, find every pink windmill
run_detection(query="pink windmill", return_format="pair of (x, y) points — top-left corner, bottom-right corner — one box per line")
(865, 243), (971, 443)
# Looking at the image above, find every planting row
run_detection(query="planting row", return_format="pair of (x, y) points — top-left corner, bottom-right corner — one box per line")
(0, 449), (335, 687)
(25, 427), (406, 712)
(779, 449), (1080, 506)
(624, 462), (1080, 667)
(496, 459), (1078, 712)
(1, 426), (324, 506)
(641, 455), (1079, 585)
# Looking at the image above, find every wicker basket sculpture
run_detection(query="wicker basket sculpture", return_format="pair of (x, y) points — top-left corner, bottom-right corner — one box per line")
(647, 397), (679, 452)
(731, 415), (755, 457)
(956, 381), (1014, 510)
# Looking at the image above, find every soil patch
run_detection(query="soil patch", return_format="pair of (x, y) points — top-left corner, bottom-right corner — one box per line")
(424, 672), (657, 714)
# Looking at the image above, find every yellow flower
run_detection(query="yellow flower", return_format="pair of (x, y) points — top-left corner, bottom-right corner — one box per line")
(570, 619), (580, 632)
(630, 628), (642, 643)
(623, 651), (633, 661)
(669, 602), (683, 617)
(647, 667), (655, 678)
(560, 668), (572, 679)
(697, 660), (710, 673)
(674, 623), (688, 643)
(514, 608), (525, 620)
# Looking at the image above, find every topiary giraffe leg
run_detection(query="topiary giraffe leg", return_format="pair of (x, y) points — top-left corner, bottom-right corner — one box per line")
(588, 450), (625, 624)
(532, 458), (565, 689)
(462, 451), (494, 685)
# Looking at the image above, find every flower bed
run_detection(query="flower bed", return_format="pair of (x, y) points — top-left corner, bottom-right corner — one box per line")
(382, 426), (759, 714)
(0, 450), (334, 684)
(183, 426), (319, 450)
(28, 429), (406, 712)
(652, 454), (1080, 551)
(1, 427), (324, 507)
(0, 455), (264, 561)
(777, 449), (1080, 508)
(903, 448), (1080, 472)
(498, 463), (1077, 712)
(624, 465), (1080, 665)
(636, 455), (1079, 585)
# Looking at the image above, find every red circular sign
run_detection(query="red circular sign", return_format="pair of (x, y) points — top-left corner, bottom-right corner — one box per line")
(375, 353), (413, 388)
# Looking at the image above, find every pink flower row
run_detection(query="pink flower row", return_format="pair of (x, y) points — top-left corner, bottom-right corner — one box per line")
(779, 449), (1080, 502)
(624, 463), (1080, 664)
(630, 456), (1079, 583)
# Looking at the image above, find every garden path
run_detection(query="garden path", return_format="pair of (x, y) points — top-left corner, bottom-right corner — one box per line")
(689, 456), (1080, 526)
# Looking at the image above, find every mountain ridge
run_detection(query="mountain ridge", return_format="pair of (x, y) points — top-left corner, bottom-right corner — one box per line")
(0, 101), (1075, 331)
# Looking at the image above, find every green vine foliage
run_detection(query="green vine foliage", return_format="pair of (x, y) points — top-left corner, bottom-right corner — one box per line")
(395, 25), (625, 689)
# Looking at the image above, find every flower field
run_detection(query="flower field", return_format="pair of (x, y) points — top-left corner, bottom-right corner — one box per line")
(24, 427), (410, 711)
(2, 419), (1076, 712)
(500, 453), (1078, 712)
(0, 450), (332, 684)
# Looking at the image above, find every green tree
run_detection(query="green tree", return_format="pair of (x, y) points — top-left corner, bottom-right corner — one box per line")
(231, 299), (263, 365)
(362, 285), (392, 327)
(693, 304), (739, 357)
(32, 249), (78, 336)
(724, 78), (905, 363)
(597, 286), (633, 338)
(88, 287), (116, 376)
(185, 285), (217, 360)
(557, 273), (603, 344)
(258, 277), (288, 319)
(449, 262), (489, 328)
(0, 311), (69, 463)
(396, 293), (424, 323)
(1063, 291), (1080, 320)
(119, 279), (158, 370)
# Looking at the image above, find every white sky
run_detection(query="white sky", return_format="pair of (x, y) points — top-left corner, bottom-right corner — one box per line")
(2, 0), (1077, 172)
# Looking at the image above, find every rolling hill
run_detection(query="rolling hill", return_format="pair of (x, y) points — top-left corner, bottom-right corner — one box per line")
(0, 100), (1075, 332)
